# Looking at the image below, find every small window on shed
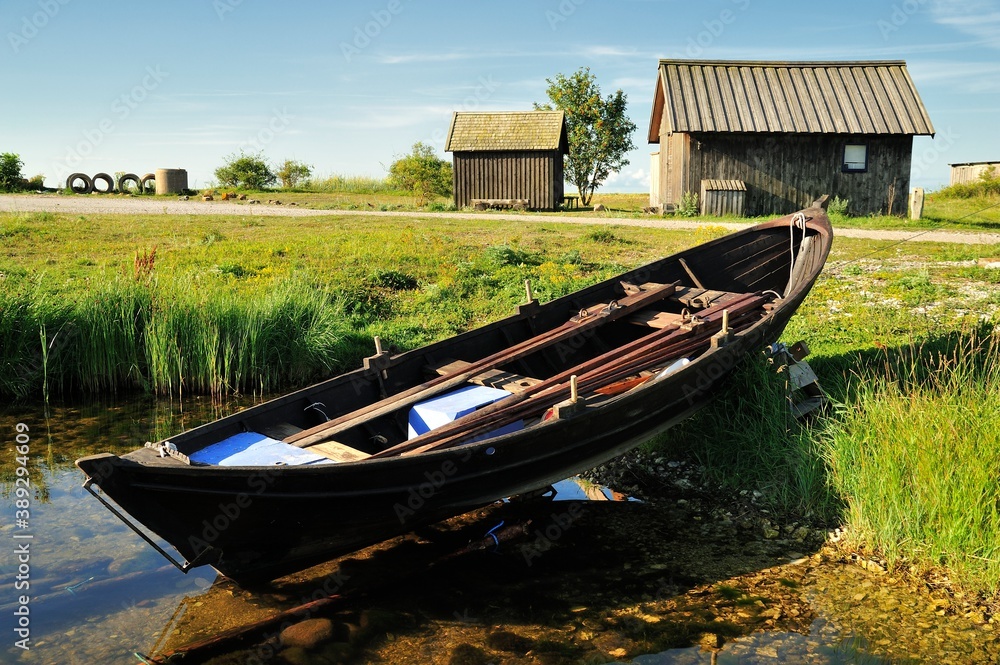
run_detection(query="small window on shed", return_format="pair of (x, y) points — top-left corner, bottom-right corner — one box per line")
(843, 143), (868, 172)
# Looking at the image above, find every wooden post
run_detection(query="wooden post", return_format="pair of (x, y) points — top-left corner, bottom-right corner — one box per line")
(909, 187), (924, 220)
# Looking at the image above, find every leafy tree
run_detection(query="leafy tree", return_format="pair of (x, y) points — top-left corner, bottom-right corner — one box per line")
(0, 152), (24, 192)
(388, 142), (452, 204)
(214, 150), (276, 190)
(535, 68), (637, 206)
(277, 159), (313, 189)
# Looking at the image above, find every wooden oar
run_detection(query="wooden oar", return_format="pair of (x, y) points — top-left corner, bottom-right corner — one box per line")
(286, 281), (680, 449)
(399, 306), (766, 457)
(374, 293), (767, 458)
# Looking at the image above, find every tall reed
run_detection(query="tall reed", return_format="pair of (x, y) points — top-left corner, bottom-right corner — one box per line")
(820, 327), (1000, 591)
(1, 277), (359, 399)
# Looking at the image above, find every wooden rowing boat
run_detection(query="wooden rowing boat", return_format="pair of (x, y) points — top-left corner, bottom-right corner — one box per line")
(76, 199), (833, 584)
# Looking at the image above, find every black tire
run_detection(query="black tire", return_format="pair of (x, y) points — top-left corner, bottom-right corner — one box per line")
(67, 173), (93, 194)
(140, 173), (156, 194)
(92, 172), (114, 194)
(117, 173), (141, 194)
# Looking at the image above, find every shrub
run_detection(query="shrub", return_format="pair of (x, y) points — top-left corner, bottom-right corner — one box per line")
(0, 153), (24, 192)
(827, 195), (850, 216)
(214, 150), (276, 190)
(388, 142), (452, 204)
(676, 191), (699, 217)
(277, 159), (312, 189)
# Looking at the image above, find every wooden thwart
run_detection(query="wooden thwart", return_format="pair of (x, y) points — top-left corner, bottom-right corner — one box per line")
(428, 358), (542, 394)
(310, 441), (371, 463)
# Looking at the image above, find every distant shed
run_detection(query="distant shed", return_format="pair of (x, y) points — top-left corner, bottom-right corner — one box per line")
(950, 161), (1000, 185)
(648, 59), (935, 216)
(445, 111), (568, 211)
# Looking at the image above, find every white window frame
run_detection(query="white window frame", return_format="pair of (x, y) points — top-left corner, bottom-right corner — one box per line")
(843, 143), (868, 173)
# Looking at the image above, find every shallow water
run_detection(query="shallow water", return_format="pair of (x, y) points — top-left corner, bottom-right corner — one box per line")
(0, 397), (997, 664)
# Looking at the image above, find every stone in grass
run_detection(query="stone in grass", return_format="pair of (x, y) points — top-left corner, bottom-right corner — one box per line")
(280, 618), (336, 649)
(978, 258), (1000, 269)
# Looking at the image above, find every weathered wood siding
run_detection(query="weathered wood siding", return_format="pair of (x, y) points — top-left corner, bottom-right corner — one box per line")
(700, 180), (746, 217)
(452, 151), (564, 210)
(657, 133), (913, 216)
(950, 162), (1000, 185)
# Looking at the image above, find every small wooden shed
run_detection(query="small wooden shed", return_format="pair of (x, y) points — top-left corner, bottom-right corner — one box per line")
(950, 161), (1000, 185)
(445, 111), (568, 211)
(648, 59), (935, 216)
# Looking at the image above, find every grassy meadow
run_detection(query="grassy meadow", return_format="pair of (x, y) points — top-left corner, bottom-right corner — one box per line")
(4, 192), (1000, 595)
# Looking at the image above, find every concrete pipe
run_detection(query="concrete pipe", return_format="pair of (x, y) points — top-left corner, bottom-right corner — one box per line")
(67, 173), (93, 194)
(140, 173), (157, 195)
(155, 168), (188, 195)
(92, 173), (114, 194)
(117, 173), (141, 194)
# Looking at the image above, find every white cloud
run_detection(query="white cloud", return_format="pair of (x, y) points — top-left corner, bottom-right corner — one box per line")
(931, 0), (1000, 47)
(604, 166), (650, 192)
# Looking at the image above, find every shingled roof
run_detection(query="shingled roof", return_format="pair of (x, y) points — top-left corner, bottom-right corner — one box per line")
(649, 60), (935, 141)
(445, 111), (568, 153)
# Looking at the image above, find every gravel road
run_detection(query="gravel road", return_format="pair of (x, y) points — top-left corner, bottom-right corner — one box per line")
(3, 193), (998, 245)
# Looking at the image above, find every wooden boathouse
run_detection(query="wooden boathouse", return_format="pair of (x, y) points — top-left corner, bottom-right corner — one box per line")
(445, 111), (568, 211)
(648, 60), (935, 216)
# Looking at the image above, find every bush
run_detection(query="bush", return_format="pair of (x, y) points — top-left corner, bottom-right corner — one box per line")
(676, 191), (699, 217)
(388, 142), (452, 204)
(277, 159), (312, 189)
(827, 195), (850, 216)
(0, 153), (24, 192)
(215, 151), (276, 190)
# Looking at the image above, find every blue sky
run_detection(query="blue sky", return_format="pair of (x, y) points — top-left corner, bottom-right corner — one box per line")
(2, 0), (998, 193)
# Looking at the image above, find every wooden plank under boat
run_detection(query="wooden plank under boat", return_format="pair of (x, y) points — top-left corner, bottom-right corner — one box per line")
(76, 199), (833, 585)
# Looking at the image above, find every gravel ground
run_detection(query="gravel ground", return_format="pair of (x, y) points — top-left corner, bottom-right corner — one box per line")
(3, 193), (1000, 245)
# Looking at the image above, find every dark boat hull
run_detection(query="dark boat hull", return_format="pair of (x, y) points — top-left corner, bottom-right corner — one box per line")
(77, 204), (832, 584)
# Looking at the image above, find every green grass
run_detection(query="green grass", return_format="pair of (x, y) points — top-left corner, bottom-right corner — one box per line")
(0, 210), (690, 399)
(822, 328), (1000, 590)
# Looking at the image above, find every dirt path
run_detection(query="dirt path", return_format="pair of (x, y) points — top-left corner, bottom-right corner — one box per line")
(3, 193), (999, 245)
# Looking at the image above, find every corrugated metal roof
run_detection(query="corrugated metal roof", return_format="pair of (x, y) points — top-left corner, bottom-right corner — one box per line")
(649, 60), (935, 141)
(445, 111), (568, 152)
